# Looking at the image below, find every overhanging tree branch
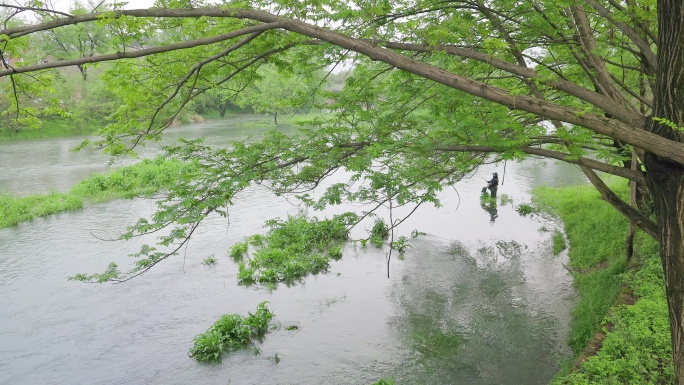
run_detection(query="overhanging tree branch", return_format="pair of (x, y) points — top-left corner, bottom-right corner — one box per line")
(2, 7), (681, 164)
(433, 144), (646, 184)
(584, 0), (657, 72)
(0, 21), (284, 76)
(579, 165), (658, 239)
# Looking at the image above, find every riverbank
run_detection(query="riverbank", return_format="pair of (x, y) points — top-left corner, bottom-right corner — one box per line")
(535, 183), (673, 383)
(0, 118), (106, 141)
(0, 111), (327, 142)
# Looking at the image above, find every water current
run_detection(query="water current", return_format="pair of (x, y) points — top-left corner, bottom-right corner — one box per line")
(0, 116), (587, 384)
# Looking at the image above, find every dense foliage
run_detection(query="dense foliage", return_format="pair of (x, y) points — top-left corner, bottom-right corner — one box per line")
(234, 213), (354, 285)
(3, 0), (684, 380)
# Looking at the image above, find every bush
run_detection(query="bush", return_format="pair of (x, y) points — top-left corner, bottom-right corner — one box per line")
(188, 302), (274, 362)
(229, 241), (248, 260)
(234, 213), (356, 285)
(370, 218), (390, 247)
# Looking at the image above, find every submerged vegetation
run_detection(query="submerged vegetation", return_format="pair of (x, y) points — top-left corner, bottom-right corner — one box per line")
(188, 302), (274, 363)
(70, 156), (198, 201)
(552, 229), (567, 256)
(235, 213), (356, 286)
(0, 156), (196, 229)
(515, 202), (537, 216)
(535, 183), (673, 383)
(372, 378), (395, 385)
(369, 219), (390, 247)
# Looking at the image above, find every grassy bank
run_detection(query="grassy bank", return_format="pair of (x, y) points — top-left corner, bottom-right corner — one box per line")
(0, 156), (197, 229)
(0, 110), (328, 142)
(535, 183), (673, 384)
(0, 118), (106, 141)
(0, 110), (214, 142)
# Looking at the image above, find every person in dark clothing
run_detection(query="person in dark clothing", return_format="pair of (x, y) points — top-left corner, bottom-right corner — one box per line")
(481, 172), (499, 197)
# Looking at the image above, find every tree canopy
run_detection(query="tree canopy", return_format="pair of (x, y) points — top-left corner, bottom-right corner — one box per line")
(2, 0), (684, 381)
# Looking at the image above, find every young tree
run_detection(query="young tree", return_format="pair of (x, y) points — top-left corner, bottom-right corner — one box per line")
(1, 0), (683, 380)
(235, 60), (325, 125)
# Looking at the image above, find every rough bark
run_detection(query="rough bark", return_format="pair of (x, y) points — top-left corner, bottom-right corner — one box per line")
(646, 1), (684, 382)
(627, 152), (638, 261)
(645, 153), (684, 383)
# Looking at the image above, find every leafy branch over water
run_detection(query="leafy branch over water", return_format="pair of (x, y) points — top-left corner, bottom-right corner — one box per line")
(5, 145), (432, 285)
(67, 116), (481, 283)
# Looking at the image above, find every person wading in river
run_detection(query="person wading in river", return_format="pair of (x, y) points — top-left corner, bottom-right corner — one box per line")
(481, 172), (499, 198)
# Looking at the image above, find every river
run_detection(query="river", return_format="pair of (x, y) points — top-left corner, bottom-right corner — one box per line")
(0, 116), (587, 384)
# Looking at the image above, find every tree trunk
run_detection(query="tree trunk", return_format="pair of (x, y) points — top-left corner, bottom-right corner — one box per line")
(648, 1), (684, 382)
(77, 64), (87, 81)
(644, 154), (684, 383)
(626, 152), (638, 262)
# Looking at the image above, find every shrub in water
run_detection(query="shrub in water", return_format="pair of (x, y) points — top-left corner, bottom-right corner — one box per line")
(188, 302), (274, 362)
(229, 241), (248, 260)
(232, 213), (356, 285)
(515, 203), (536, 216)
(370, 218), (390, 247)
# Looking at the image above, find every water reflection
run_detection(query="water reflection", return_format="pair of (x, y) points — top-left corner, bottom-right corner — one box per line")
(389, 238), (571, 385)
(480, 198), (499, 223)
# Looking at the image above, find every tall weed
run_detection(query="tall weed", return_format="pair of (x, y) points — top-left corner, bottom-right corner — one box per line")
(0, 192), (83, 228)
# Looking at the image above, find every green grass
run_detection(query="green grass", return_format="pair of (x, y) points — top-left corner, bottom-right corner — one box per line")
(535, 184), (630, 354)
(69, 156), (197, 201)
(0, 192), (84, 228)
(535, 183), (673, 384)
(0, 156), (197, 229)
(0, 117), (105, 141)
(371, 379), (395, 385)
(552, 229), (567, 256)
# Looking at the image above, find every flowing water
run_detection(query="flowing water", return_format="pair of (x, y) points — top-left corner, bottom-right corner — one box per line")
(0, 116), (587, 384)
